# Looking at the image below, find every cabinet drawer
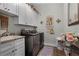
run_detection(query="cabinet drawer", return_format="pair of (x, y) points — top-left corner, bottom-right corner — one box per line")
(0, 41), (15, 53)
(15, 38), (24, 44)
(0, 48), (15, 56)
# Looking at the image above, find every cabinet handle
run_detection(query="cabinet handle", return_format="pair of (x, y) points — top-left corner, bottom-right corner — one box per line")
(4, 8), (7, 9)
(15, 49), (17, 51)
(12, 50), (15, 53)
(8, 9), (10, 11)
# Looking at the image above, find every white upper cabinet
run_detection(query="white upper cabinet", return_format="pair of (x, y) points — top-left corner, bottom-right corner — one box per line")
(25, 4), (38, 26)
(5, 3), (18, 15)
(25, 4), (32, 25)
(0, 3), (38, 26)
(0, 3), (5, 10)
(0, 3), (18, 16)
(18, 3), (27, 24)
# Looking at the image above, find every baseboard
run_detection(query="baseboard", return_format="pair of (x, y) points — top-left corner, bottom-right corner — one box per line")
(44, 43), (57, 47)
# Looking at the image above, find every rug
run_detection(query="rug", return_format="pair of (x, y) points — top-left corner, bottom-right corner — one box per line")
(53, 47), (66, 56)
(38, 46), (66, 56)
(38, 46), (53, 56)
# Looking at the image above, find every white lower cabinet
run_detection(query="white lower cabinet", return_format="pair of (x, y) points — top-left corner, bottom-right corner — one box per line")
(0, 38), (25, 56)
(0, 41), (15, 56)
(14, 38), (25, 56)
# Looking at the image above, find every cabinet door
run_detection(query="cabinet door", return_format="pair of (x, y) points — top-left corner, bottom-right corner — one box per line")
(0, 41), (15, 56)
(0, 3), (4, 10)
(25, 4), (38, 26)
(18, 3), (27, 24)
(6, 3), (17, 15)
(14, 38), (25, 56)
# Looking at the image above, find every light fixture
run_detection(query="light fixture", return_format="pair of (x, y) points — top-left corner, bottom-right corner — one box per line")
(26, 3), (39, 14)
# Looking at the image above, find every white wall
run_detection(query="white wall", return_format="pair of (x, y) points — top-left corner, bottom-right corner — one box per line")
(64, 3), (79, 35)
(0, 14), (36, 34)
(34, 3), (65, 46)
(8, 16), (35, 34)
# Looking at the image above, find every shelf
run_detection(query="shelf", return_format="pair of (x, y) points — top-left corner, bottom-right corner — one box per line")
(15, 24), (37, 28)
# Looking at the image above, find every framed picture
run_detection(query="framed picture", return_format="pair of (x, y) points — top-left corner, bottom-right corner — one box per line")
(46, 16), (54, 34)
(68, 3), (79, 26)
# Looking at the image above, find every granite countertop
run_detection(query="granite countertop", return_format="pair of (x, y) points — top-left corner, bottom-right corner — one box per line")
(0, 35), (25, 43)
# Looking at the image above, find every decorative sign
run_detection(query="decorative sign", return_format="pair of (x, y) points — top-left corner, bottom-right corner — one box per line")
(56, 18), (61, 23)
(46, 16), (54, 34)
